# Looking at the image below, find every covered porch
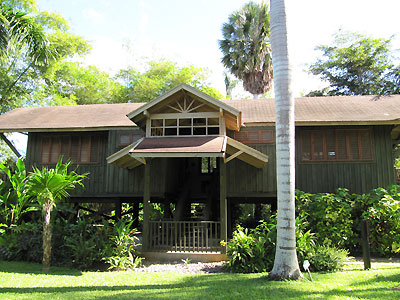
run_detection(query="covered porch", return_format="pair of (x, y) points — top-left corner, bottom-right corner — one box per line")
(107, 135), (268, 255)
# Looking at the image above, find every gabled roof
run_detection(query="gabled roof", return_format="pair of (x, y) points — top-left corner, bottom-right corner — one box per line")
(126, 83), (242, 131)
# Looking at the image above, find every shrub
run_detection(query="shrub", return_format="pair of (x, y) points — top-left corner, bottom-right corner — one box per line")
(296, 189), (355, 249)
(226, 216), (315, 273)
(226, 219), (276, 273)
(355, 185), (400, 256)
(309, 245), (349, 272)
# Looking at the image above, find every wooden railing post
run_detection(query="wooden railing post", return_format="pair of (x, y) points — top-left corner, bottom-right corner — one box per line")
(142, 161), (151, 251)
(220, 158), (228, 253)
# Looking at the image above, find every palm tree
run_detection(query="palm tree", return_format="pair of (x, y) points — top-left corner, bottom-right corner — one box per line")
(219, 1), (272, 98)
(27, 159), (86, 271)
(0, 5), (54, 64)
(268, 0), (302, 280)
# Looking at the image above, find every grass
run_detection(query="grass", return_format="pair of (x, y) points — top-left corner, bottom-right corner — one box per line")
(0, 261), (399, 299)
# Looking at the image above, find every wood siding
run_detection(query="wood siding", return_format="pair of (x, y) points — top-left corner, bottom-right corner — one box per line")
(25, 125), (396, 199)
(295, 125), (396, 194)
(227, 127), (277, 197)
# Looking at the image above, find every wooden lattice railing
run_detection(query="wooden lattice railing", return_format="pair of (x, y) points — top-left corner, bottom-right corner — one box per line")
(149, 220), (221, 252)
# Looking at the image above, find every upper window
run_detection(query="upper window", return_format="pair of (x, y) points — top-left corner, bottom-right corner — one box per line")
(41, 135), (100, 164)
(150, 117), (220, 137)
(119, 133), (144, 146)
(234, 130), (274, 144)
(300, 128), (373, 162)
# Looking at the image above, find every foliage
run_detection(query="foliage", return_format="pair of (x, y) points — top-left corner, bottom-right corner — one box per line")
(219, 1), (272, 96)
(296, 188), (355, 249)
(116, 59), (223, 102)
(41, 61), (122, 105)
(0, 158), (36, 228)
(0, 0), (90, 113)
(226, 220), (276, 273)
(308, 245), (349, 272)
(308, 31), (400, 96)
(354, 185), (400, 256)
(0, 220), (42, 262)
(63, 217), (110, 269)
(103, 219), (142, 270)
(226, 216), (315, 273)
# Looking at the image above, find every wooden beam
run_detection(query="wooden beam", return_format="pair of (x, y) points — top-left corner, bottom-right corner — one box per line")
(0, 133), (21, 157)
(224, 150), (243, 164)
(142, 160), (151, 251)
(219, 157), (227, 254)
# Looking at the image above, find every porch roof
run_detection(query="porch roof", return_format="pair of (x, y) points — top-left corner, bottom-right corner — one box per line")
(107, 136), (268, 169)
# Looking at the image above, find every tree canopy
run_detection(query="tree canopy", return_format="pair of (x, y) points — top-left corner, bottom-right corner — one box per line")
(0, 0), (90, 113)
(308, 31), (400, 96)
(219, 1), (272, 97)
(116, 60), (223, 102)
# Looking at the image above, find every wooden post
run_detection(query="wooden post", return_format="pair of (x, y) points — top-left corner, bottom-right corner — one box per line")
(143, 161), (151, 251)
(219, 157), (227, 253)
(361, 219), (371, 270)
(115, 198), (122, 220)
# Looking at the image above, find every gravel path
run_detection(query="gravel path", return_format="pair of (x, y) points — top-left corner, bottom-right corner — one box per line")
(134, 261), (227, 274)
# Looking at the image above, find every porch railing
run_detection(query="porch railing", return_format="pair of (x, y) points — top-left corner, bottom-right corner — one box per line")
(149, 220), (221, 252)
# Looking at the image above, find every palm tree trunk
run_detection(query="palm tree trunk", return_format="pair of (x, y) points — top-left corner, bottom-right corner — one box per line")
(268, 0), (302, 280)
(42, 201), (53, 272)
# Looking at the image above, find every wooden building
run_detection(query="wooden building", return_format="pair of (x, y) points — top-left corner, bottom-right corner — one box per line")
(0, 84), (399, 259)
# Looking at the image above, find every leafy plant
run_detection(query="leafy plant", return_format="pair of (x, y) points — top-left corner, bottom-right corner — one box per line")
(308, 245), (349, 272)
(356, 185), (400, 256)
(296, 188), (355, 248)
(104, 220), (142, 270)
(0, 158), (37, 228)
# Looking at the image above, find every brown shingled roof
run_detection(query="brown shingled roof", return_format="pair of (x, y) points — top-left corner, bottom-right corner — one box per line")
(0, 103), (144, 132)
(1, 95), (400, 132)
(226, 95), (400, 125)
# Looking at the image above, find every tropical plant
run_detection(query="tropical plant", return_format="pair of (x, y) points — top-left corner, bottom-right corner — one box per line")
(0, 158), (36, 228)
(104, 219), (142, 270)
(219, 1), (272, 97)
(26, 158), (86, 271)
(268, 0), (302, 280)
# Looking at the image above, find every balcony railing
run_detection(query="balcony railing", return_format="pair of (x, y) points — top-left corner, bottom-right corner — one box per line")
(149, 220), (221, 252)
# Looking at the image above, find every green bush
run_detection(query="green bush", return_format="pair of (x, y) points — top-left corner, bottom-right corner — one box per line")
(355, 185), (400, 256)
(309, 245), (349, 272)
(296, 189), (355, 249)
(226, 216), (315, 273)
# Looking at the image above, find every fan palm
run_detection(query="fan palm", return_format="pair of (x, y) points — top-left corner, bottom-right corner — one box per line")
(219, 1), (272, 97)
(27, 159), (86, 271)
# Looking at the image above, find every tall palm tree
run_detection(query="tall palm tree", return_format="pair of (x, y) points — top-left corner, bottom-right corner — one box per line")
(268, 0), (302, 280)
(219, 1), (272, 98)
(27, 159), (86, 271)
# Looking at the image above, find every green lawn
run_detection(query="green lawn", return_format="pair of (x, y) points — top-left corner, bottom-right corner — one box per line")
(0, 261), (399, 299)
